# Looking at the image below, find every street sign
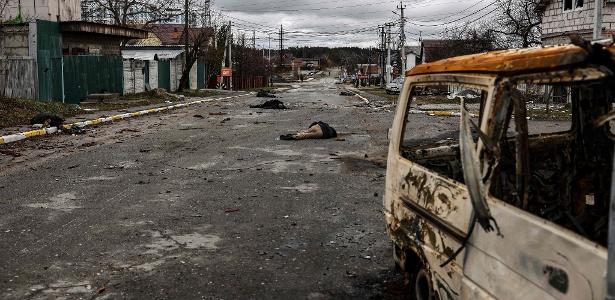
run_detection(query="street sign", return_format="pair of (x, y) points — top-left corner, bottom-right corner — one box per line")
(221, 67), (232, 77)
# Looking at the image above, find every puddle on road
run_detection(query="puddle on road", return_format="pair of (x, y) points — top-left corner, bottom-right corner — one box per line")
(187, 155), (223, 170)
(17, 280), (94, 299)
(280, 183), (320, 193)
(84, 175), (118, 181)
(24, 192), (82, 212)
(344, 134), (371, 143)
(172, 233), (220, 249)
(142, 229), (221, 256)
(131, 259), (167, 272)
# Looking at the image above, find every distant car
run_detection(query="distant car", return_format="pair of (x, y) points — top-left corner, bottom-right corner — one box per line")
(385, 77), (404, 94)
(334, 78), (343, 84)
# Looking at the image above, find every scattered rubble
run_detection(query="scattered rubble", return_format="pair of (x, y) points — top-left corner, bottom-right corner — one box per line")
(256, 90), (278, 98)
(250, 100), (287, 110)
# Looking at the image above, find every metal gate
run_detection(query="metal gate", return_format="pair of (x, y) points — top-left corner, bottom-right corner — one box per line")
(36, 21), (63, 102)
(62, 56), (124, 103)
(158, 60), (171, 91)
(197, 61), (206, 89)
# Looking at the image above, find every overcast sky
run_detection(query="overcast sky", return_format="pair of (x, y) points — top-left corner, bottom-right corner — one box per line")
(210, 0), (496, 49)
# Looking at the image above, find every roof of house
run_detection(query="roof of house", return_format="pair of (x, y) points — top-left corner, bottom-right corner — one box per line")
(60, 21), (148, 39)
(179, 27), (214, 44)
(127, 32), (163, 46)
(148, 24), (185, 45)
(407, 44), (589, 76)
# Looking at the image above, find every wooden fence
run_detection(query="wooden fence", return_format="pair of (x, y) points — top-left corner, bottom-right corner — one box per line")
(0, 57), (37, 99)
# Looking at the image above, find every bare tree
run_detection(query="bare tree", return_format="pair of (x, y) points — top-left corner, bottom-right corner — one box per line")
(0, 0), (11, 21)
(433, 25), (498, 61)
(176, 26), (214, 91)
(82, 0), (184, 26)
(493, 0), (542, 48)
(176, 8), (223, 92)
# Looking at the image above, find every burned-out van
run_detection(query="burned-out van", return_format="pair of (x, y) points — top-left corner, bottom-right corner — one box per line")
(384, 42), (615, 299)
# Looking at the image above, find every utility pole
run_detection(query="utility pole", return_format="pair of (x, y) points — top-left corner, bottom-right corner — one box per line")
(594, 0), (603, 40)
(379, 25), (385, 88)
(228, 21), (233, 90)
(385, 22), (393, 85)
(252, 30), (256, 49)
(184, 0), (189, 79)
(397, 1), (406, 73)
(268, 33), (272, 62)
(279, 24), (284, 68)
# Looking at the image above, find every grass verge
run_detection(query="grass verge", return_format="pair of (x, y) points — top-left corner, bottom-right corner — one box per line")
(0, 97), (83, 129)
(357, 87), (399, 102)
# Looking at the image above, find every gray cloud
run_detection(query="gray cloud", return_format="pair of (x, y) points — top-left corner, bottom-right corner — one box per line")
(212, 0), (492, 48)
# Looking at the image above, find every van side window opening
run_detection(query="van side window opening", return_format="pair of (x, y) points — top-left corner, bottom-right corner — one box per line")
(400, 84), (487, 183)
(491, 80), (613, 246)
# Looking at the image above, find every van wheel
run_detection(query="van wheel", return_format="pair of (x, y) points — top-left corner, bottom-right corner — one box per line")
(409, 268), (436, 300)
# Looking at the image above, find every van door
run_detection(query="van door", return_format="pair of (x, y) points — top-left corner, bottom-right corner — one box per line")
(387, 78), (492, 299)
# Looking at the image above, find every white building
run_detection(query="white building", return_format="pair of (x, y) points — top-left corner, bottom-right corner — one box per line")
(538, 0), (615, 45)
(1, 0), (81, 22)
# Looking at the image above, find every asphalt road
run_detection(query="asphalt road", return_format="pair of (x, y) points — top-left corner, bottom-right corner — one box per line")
(0, 79), (409, 299)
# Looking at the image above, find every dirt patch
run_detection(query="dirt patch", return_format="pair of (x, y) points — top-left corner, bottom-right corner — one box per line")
(0, 97), (83, 129)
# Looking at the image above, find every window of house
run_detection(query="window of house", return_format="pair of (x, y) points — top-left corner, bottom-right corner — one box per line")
(564, 0), (583, 10)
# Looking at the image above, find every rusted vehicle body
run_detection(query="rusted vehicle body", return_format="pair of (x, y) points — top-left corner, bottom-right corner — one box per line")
(384, 42), (615, 299)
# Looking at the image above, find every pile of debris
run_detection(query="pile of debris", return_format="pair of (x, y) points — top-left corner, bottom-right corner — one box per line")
(256, 90), (278, 98)
(250, 100), (287, 110)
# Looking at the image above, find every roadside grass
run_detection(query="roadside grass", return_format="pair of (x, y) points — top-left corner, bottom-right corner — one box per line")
(79, 98), (172, 111)
(81, 89), (221, 111)
(527, 105), (572, 121)
(174, 89), (219, 98)
(0, 97), (83, 129)
(358, 86), (399, 102)
(245, 84), (293, 92)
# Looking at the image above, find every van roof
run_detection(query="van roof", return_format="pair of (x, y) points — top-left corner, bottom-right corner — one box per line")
(407, 44), (591, 76)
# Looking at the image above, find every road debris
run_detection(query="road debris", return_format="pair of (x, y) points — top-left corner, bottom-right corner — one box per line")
(250, 100), (287, 109)
(256, 90), (278, 98)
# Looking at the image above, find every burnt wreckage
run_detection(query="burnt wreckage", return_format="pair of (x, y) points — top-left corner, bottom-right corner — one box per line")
(384, 40), (615, 299)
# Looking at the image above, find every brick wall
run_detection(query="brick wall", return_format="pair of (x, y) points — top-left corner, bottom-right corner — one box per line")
(542, 0), (615, 45)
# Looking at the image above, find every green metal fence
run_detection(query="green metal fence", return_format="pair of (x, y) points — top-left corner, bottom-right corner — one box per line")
(36, 20), (63, 102)
(158, 60), (171, 92)
(62, 56), (124, 104)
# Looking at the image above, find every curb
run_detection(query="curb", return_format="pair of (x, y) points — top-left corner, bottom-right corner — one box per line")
(0, 93), (252, 145)
(354, 92), (370, 104)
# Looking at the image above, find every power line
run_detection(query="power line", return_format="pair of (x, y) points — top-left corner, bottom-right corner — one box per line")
(407, 0), (498, 27)
(220, 0), (401, 13)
